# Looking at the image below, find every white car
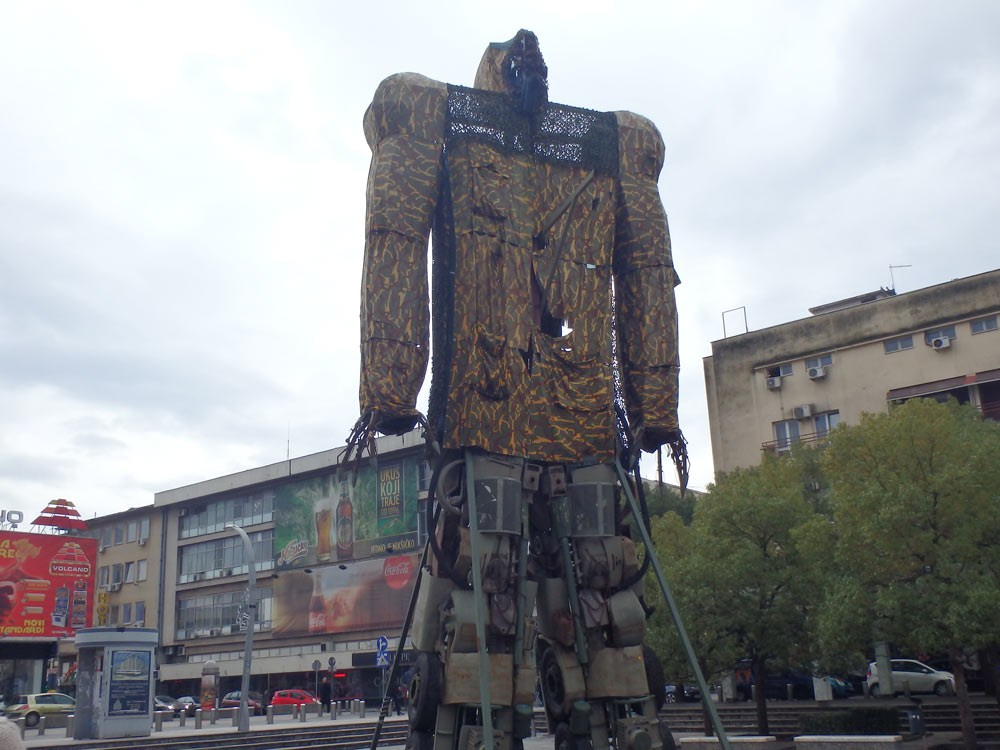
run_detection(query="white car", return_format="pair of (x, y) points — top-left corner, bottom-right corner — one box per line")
(866, 659), (954, 697)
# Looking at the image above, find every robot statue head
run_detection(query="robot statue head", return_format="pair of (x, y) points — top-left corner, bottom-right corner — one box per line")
(474, 29), (549, 114)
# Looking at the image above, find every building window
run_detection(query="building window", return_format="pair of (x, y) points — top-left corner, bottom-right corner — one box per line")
(111, 564), (122, 585)
(179, 489), (274, 540)
(122, 603), (132, 624)
(135, 601), (146, 626)
(971, 315), (998, 334)
(124, 562), (135, 584)
(114, 524), (124, 545)
(101, 527), (113, 549)
(773, 420), (800, 452)
(139, 517), (150, 542)
(177, 529), (275, 583)
(175, 588), (273, 639)
(137, 559), (148, 582)
(924, 325), (957, 345)
(766, 363), (793, 378)
(109, 605), (119, 625)
(126, 521), (137, 544)
(814, 411), (841, 437)
(806, 354), (833, 369)
(884, 335), (913, 353)
(98, 566), (109, 587)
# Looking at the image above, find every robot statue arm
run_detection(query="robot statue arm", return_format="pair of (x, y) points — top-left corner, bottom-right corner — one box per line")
(359, 74), (448, 435)
(612, 111), (682, 453)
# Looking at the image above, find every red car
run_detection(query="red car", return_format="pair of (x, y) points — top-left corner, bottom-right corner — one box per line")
(220, 690), (264, 715)
(270, 689), (320, 707)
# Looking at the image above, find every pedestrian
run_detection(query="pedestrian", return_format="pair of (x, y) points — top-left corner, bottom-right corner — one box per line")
(319, 676), (332, 715)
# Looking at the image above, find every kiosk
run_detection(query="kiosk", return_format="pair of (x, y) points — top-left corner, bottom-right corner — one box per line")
(73, 627), (158, 739)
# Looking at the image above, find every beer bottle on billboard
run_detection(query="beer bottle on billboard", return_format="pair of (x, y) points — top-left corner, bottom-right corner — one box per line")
(336, 479), (353, 560)
(308, 573), (326, 634)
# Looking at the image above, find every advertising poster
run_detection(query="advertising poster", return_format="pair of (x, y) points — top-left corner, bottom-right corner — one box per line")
(0, 531), (97, 638)
(108, 650), (150, 715)
(273, 456), (420, 570)
(272, 553), (417, 636)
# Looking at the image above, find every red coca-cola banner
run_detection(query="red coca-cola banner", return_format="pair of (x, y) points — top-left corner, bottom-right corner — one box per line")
(272, 553), (417, 636)
(0, 531), (97, 638)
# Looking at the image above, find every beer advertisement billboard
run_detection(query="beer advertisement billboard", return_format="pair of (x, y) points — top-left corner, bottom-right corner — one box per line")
(272, 553), (417, 636)
(273, 456), (420, 570)
(0, 531), (97, 638)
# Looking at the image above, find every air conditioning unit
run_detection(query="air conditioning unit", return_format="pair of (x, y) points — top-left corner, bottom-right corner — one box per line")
(109, 583), (121, 592)
(209, 628), (222, 637)
(792, 404), (813, 420)
(175, 645), (186, 656)
(931, 336), (951, 350)
(192, 573), (204, 582)
(765, 376), (782, 390)
(807, 365), (827, 380)
(98, 544), (107, 553)
(222, 568), (233, 576)
(137, 537), (147, 546)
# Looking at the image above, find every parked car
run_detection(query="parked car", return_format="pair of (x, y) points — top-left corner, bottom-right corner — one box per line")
(4, 692), (76, 727)
(867, 659), (954, 697)
(664, 683), (700, 703)
(154, 695), (175, 713)
(270, 689), (320, 707)
(171, 695), (198, 716)
(221, 690), (264, 715)
(828, 676), (854, 699)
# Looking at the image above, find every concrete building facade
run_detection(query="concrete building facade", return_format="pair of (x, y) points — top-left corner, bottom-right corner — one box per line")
(704, 269), (1000, 475)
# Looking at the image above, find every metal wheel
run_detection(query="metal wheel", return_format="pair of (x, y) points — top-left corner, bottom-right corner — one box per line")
(934, 681), (951, 696)
(24, 711), (40, 728)
(406, 729), (434, 750)
(869, 683), (880, 698)
(540, 646), (568, 723)
(408, 651), (443, 731)
(664, 690), (677, 704)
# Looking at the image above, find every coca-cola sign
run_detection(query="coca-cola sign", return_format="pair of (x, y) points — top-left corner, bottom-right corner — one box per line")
(383, 555), (412, 590)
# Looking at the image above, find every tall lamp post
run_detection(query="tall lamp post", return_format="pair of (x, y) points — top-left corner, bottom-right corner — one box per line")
(226, 523), (256, 732)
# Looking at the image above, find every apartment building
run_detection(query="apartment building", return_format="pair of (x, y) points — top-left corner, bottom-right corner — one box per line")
(704, 268), (1000, 474)
(145, 430), (429, 702)
(56, 505), (162, 690)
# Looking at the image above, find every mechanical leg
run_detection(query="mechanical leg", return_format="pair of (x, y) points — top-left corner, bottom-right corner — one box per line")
(407, 452), (672, 750)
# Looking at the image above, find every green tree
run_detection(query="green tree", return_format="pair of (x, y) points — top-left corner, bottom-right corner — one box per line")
(647, 453), (821, 735)
(817, 399), (1000, 750)
(642, 479), (696, 523)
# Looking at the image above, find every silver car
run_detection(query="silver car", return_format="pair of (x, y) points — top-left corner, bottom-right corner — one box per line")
(867, 659), (954, 696)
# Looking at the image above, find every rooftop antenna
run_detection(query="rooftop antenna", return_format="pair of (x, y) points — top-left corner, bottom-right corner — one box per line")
(889, 264), (912, 292)
(287, 423), (291, 461)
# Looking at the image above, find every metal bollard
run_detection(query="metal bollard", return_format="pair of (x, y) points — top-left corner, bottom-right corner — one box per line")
(360, 700), (366, 719)
(210, 707), (217, 725)
(267, 705), (274, 725)
(333, 701), (340, 719)
(299, 704), (307, 722)
(232, 708), (239, 727)
(179, 710), (187, 727)
(155, 711), (163, 731)
(66, 714), (74, 738)
(195, 708), (203, 729)
(38, 715), (46, 735)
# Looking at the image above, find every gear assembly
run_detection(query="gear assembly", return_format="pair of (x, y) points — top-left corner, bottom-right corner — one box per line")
(346, 29), (729, 750)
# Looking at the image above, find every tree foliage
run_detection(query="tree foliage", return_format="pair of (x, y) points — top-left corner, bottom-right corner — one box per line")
(813, 399), (1000, 750)
(647, 452), (820, 733)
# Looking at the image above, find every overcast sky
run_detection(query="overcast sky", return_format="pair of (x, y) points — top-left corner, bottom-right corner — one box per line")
(1, 1), (998, 522)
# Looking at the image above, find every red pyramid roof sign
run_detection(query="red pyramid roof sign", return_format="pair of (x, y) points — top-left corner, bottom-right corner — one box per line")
(32, 498), (88, 530)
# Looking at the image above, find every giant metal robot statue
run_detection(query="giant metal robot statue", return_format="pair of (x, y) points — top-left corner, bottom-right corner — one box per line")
(349, 30), (696, 750)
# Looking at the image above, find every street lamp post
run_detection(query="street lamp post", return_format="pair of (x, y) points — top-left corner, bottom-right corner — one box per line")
(226, 523), (256, 732)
